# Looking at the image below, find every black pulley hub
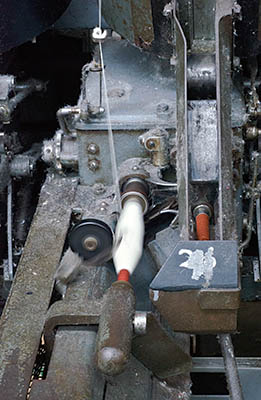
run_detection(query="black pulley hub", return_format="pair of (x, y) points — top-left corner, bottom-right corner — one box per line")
(68, 219), (113, 264)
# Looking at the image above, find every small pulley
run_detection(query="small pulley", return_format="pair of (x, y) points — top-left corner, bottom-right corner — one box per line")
(68, 219), (113, 265)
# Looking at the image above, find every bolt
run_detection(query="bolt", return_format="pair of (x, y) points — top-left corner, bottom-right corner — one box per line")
(132, 165), (139, 171)
(0, 105), (10, 123)
(93, 183), (106, 195)
(88, 159), (100, 171)
(87, 143), (99, 155)
(157, 103), (169, 113)
(146, 139), (156, 150)
(83, 236), (98, 251)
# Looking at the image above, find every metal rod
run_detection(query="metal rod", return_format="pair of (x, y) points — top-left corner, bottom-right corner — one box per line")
(218, 334), (244, 400)
(7, 181), (13, 281)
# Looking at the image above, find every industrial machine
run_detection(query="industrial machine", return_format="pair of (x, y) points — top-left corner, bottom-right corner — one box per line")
(0, 0), (261, 398)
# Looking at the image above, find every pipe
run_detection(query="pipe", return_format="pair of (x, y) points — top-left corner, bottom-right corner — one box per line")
(218, 334), (244, 400)
(193, 204), (211, 241)
(196, 214), (210, 241)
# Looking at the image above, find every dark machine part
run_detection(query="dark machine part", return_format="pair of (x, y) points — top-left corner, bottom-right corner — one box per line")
(95, 280), (135, 376)
(0, 0), (261, 399)
(0, 0), (72, 53)
(235, 0), (261, 58)
(68, 218), (113, 264)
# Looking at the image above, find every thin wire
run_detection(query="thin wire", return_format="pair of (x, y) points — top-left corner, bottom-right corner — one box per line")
(98, 0), (121, 212)
(99, 42), (122, 212)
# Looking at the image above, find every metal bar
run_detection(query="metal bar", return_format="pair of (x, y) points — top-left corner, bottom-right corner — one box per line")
(219, 334), (244, 400)
(256, 197), (261, 272)
(0, 175), (78, 399)
(192, 357), (261, 372)
(173, 0), (189, 240)
(7, 181), (13, 281)
(215, 0), (235, 240)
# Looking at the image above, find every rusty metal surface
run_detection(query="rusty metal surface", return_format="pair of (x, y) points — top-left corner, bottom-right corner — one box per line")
(132, 312), (192, 379)
(30, 327), (97, 400)
(0, 175), (78, 399)
(152, 375), (191, 400)
(150, 289), (239, 333)
(102, 0), (154, 47)
(96, 281), (135, 376)
(45, 264), (113, 352)
(105, 354), (152, 400)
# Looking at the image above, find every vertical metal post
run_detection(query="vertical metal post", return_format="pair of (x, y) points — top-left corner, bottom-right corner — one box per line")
(7, 180), (13, 281)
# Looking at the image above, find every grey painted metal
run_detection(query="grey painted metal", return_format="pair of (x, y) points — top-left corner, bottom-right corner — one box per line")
(188, 100), (218, 182)
(77, 39), (177, 130)
(0, 175), (78, 399)
(193, 0), (216, 41)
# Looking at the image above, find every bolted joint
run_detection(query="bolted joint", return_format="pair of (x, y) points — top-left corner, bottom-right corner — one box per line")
(193, 204), (212, 219)
(139, 128), (169, 167)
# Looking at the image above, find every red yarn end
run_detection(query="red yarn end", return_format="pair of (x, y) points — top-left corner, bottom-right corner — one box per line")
(117, 269), (130, 282)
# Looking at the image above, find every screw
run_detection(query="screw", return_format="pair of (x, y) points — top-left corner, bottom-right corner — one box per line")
(93, 183), (106, 195)
(87, 143), (99, 155)
(132, 165), (139, 171)
(88, 159), (100, 171)
(146, 139), (156, 150)
(157, 103), (169, 113)
(83, 236), (98, 251)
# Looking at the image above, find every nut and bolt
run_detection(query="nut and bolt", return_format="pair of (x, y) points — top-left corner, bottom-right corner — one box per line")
(88, 158), (100, 171)
(246, 126), (261, 140)
(0, 105), (10, 123)
(87, 143), (100, 155)
(146, 139), (156, 150)
(93, 183), (106, 195)
(83, 236), (98, 251)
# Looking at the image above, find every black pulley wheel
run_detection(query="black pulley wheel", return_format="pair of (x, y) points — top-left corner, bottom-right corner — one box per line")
(68, 219), (113, 264)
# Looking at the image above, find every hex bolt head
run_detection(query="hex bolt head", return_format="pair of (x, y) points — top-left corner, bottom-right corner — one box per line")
(88, 159), (100, 171)
(83, 236), (98, 251)
(87, 143), (99, 155)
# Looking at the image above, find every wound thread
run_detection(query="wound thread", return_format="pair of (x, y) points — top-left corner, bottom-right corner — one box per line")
(117, 269), (130, 282)
(196, 213), (210, 241)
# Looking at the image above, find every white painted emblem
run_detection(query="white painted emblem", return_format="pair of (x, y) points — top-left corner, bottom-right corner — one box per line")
(178, 247), (216, 286)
